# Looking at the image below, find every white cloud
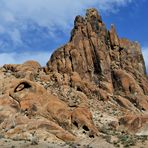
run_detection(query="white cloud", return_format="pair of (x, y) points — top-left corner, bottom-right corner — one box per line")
(0, 25), (5, 33)
(0, 0), (135, 65)
(0, 52), (51, 66)
(8, 29), (22, 44)
(0, 0), (134, 35)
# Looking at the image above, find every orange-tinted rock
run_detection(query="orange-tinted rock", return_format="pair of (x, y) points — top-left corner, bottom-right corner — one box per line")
(119, 38), (146, 75)
(119, 114), (148, 134)
(71, 107), (98, 137)
(47, 8), (112, 89)
(109, 24), (119, 47)
(23, 60), (41, 70)
(113, 95), (136, 110)
(3, 60), (41, 81)
(6, 79), (97, 140)
(46, 9), (148, 113)
(113, 69), (143, 95)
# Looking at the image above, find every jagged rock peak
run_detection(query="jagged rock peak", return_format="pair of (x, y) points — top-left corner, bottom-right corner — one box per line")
(46, 8), (148, 102)
(71, 8), (104, 37)
(86, 8), (102, 22)
(73, 8), (102, 25)
(48, 8), (146, 74)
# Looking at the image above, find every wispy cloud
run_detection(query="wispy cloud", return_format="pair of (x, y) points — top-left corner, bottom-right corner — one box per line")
(0, 0), (135, 44)
(0, 0), (135, 65)
(0, 51), (51, 66)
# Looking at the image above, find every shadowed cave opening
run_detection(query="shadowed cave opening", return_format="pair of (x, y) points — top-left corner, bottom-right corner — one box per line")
(15, 82), (32, 92)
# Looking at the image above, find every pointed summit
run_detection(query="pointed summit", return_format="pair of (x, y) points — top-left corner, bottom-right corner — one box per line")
(86, 8), (102, 23)
(47, 8), (148, 107)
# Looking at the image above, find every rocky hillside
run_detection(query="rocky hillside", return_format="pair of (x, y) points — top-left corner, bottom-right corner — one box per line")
(0, 8), (148, 148)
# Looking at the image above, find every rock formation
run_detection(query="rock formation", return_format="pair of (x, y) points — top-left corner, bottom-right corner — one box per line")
(0, 8), (148, 147)
(46, 8), (148, 112)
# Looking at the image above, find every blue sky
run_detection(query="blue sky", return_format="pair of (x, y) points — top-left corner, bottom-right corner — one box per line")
(0, 0), (148, 71)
